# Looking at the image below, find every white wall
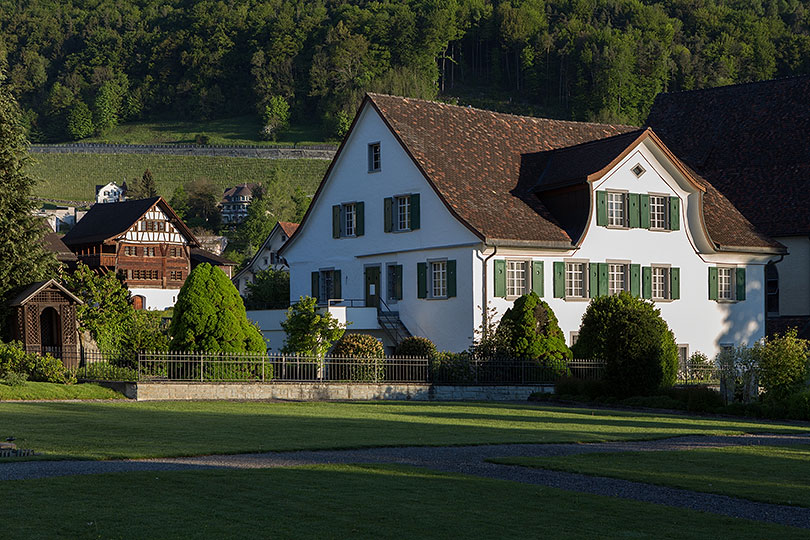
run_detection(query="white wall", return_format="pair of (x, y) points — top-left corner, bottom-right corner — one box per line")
(246, 309), (288, 352)
(129, 287), (181, 310)
(774, 236), (810, 317)
(284, 103), (480, 352)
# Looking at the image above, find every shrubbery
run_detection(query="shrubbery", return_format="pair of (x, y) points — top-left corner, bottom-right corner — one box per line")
(495, 292), (572, 361)
(282, 296), (345, 357)
(754, 329), (809, 401)
(0, 341), (76, 384)
(572, 292), (678, 397)
(330, 333), (384, 381)
(394, 336), (437, 359)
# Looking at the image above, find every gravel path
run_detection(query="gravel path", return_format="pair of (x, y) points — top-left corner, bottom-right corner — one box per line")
(3, 433), (810, 529)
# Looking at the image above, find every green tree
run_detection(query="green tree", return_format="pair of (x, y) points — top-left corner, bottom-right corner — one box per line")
(754, 328), (809, 401)
(128, 168), (158, 199)
(66, 101), (94, 140)
(572, 291), (678, 397)
(186, 178), (222, 231)
(170, 185), (190, 220)
(260, 95), (290, 141)
(281, 296), (344, 357)
(0, 66), (58, 334)
(495, 292), (571, 361)
(244, 268), (290, 310)
(169, 263), (265, 352)
(93, 81), (122, 135)
(232, 197), (274, 255)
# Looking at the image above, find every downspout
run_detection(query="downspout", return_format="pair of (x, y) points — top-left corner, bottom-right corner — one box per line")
(478, 244), (498, 341)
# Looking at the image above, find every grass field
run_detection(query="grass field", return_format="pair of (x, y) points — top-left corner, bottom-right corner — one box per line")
(490, 444), (810, 507)
(0, 401), (806, 460)
(79, 115), (329, 146)
(3, 464), (807, 539)
(27, 153), (328, 202)
(0, 381), (125, 401)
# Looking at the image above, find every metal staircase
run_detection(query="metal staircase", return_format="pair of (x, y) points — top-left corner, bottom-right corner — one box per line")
(378, 298), (411, 347)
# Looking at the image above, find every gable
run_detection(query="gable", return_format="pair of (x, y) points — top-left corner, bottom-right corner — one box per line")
(124, 205), (189, 245)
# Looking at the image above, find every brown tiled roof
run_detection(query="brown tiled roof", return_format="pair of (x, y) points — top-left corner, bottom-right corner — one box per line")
(368, 93), (633, 246)
(277, 221), (299, 238)
(647, 75), (810, 238)
(43, 231), (78, 263)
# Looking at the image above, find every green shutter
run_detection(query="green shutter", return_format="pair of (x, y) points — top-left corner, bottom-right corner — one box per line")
(670, 267), (680, 300)
(332, 205), (341, 238)
(669, 197), (680, 230)
(383, 198), (393, 233)
(355, 202), (364, 236)
(589, 263), (599, 297)
(447, 260), (457, 298)
(640, 194), (650, 229)
(642, 267), (652, 299)
(708, 267), (718, 300)
(394, 264), (403, 300)
(494, 259), (506, 298)
(410, 193), (420, 230)
(596, 191), (607, 226)
(417, 262), (427, 299)
(553, 261), (565, 298)
(532, 261), (544, 297)
(598, 263), (609, 296)
(333, 270), (342, 299)
(736, 267), (746, 301)
(628, 193), (640, 228)
(630, 264), (641, 297)
(311, 271), (320, 302)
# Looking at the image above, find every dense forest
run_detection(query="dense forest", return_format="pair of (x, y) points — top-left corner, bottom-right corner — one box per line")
(1, 0), (809, 141)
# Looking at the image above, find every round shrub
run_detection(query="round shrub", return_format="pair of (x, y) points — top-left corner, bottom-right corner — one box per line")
(330, 334), (385, 382)
(572, 292), (678, 397)
(754, 328), (809, 401)
(394, 336), (437, 359)
(331, 334), (385, 358)
(495, 292), (571, 361)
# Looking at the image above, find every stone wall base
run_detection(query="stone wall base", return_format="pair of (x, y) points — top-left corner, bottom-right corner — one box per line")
(131, 383), (554, 401)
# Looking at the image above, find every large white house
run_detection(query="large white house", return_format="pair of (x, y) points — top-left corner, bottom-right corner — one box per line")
(278, 94), (785, 357)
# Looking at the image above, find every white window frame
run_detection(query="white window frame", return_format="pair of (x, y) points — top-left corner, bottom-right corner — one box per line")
(607, 261), (629, 295)
(651, 265), (671, 300)
(564, 261), (588, 299)
(717, 266), (734, 301)
(649, 194), (668, 230)
(395, 195), (411, 232)
(607, 191), (627, 227)
(570, 331), (580, 347)
(368, 142), (381, 172)
(342, 203), (356, 237)
(430, 260), (447, 299)
(506, 260), (529, 298)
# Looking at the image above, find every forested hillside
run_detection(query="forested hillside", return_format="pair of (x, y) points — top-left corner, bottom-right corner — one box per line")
(2, 0), (809, 142)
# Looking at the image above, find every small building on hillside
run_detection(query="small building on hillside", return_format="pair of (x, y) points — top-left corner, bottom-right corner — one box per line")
(96, 181), (127, 204)
(234, 221), (298, 295)
(221, 183), (258, 225)
(61, 197), (199, 310)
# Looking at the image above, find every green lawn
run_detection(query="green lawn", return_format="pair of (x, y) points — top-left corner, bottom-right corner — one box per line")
(78, 115), (329, 146)
(3, 464), (807, 540)
(0, 381), (125, 401)
(490, 444), (810, 507)
(0, 401), (807, 460)
(27, 153), (327, 202)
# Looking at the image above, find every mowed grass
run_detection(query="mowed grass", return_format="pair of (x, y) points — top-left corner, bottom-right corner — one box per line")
(0, 381), (125, 401)
(0, 401), (807, 460)
(3, 464), (807, 540)
(490, 444), (810, 508)
(27, 153), (328, 202)
(79, 115), (328, 146)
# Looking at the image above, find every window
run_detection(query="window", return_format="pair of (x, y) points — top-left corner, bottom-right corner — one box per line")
(387, 264), (403, 302)
(320, 269), (336, 301)
(142, 220), (165, 232)
(766, 262), (779, 314)
(144, 247), (156, 257)
(506, 260), (528, 297)
(431, 260), (447, 298)
(565, 262), (586, 298)
(124, 246), (136, 256)
(169, 247), (180, 257)
(608, 264), (627, 295)
(170, 271), (183, 281)
(127, 269), (159, 280)
(652, 266), (669, 300)
(607, 192), (626, 227)
(718, 267), (733, 300)
(343, 203), (356, 236)
(570, 332), (580, 347)
(631, 163), (646, 177)
(650, 195), (667, 229)
(396, 196), (410, 231)
(368, 143), (381, 172)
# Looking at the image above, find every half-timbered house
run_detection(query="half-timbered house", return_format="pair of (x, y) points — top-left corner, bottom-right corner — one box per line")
(62, 197), (199, 310)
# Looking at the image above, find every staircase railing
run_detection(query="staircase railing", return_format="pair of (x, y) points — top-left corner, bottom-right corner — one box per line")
(377, 297), (410, 346)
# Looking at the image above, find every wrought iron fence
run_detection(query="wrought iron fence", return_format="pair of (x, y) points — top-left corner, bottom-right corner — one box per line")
(677, 364), (720, 385)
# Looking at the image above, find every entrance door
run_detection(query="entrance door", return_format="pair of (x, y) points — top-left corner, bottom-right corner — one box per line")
(39, 306), (61, 354)
(364, 266), (381, 308)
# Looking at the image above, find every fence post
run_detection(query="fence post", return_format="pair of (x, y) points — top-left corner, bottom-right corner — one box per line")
(137, 351), (141, 382)
(200, 352), (204, 382)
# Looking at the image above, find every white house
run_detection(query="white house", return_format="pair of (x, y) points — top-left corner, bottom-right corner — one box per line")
(95, 182), (127, 204)
(234, 221), (298, 296)
(278, 94), (785, 357)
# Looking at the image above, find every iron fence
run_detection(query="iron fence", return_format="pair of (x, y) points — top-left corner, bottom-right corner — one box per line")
(677, 364), (720, 385)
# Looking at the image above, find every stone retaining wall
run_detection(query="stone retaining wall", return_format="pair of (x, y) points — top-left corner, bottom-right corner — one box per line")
(29, 143), (336, 160)
(132, 382), (553, 401)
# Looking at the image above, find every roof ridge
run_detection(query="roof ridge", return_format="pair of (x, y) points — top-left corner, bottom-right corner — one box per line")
(366, 92), (637, 131)
(655, 74), (810, 99)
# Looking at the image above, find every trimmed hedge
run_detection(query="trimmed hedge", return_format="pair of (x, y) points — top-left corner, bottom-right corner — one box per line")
(394, 336), (437, 359)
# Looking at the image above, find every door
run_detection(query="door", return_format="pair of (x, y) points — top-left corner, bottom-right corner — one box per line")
(365, 266), (381, 308)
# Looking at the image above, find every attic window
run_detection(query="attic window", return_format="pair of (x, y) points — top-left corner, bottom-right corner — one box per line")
(631, 163), (646, 178)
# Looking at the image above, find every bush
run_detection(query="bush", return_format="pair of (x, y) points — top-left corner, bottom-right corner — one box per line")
(330, 334), (385, 382)
(331, 334), (384, 358)
(259, 96), (290, 141)
(554, 377), (609, 400)
(784, 390), (810, 421)
(0, 342), (76, 384)
(195, 133), (210, 145)
(572, 292), (678, 397)
(4, 371), (28, 387)
(754, 329), (809, 402)
(74, 362), (139, 382)
(430, 351), (474, 384)
(394, 336), (437, 359)
(716, 345), (758, 404)
(495, 292), (571, 361)
(281, 296), (345, 357)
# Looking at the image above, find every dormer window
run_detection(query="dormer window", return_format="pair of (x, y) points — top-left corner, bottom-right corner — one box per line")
(631, 163), (646, 177)
(368, 143), (381, 172)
